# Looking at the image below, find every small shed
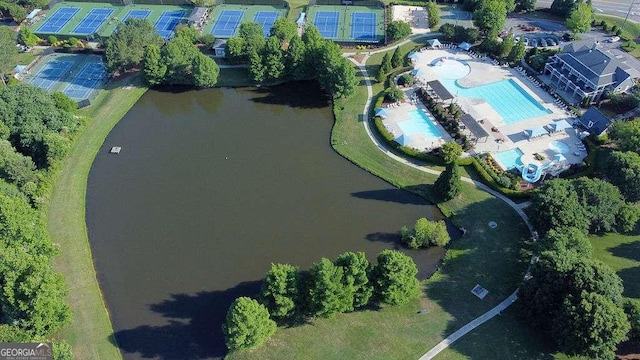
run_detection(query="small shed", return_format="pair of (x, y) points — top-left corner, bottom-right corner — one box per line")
(211, 39), (227, 58)
(26, 9), (41, 21)
(577, 107), (612, 136)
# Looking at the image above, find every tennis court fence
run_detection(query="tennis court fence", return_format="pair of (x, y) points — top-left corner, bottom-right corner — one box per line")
(308, 0), (383, 8)
(217, 0), (287, 6)
(47, 0), (190, 6)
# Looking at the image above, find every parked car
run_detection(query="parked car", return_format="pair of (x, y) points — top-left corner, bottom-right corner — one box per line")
(524, 37), (530, 46)
(609, 36), (620, 43)
(547, 38), (557, 46)
(539, 38), (548, 47)
(531, 38), (538, 47)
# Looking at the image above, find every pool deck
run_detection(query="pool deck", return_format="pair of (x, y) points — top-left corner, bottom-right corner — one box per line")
(393, 48), (587, 168)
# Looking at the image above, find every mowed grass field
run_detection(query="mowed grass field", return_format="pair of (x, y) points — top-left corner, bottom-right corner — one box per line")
(590, 232), (640, 300)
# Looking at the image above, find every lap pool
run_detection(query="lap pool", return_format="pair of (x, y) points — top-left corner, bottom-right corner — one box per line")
(397, 109), (443, 140)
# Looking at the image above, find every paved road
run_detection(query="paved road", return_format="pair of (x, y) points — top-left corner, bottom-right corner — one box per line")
(537, 0), (640, 24)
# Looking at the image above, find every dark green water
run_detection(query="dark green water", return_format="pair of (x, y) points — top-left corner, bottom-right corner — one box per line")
(86, 83), (445, 359)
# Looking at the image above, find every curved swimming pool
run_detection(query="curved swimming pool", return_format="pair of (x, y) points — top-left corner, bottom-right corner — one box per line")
(548, 140), (570, 154)
(429, 57), (471, 80)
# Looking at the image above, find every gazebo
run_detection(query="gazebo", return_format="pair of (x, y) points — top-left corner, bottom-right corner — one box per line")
(524, 126), (549, 139)
(427, 39), (442, 48)
(549, 119), (572, 132)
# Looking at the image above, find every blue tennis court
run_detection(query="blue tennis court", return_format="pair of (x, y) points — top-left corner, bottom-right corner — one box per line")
(29, 61), (74, 91)
(254, 11), (279, 37)
(72, 8), (113, 35)
(36, 7), (79, 33)
(351, 12), (376, 40)
(155, 10), (187, 38)
(211, 10), (244, 37)
(63, 62), (106, 100)
(122, 9), (152, 22)
(314, 11), (339, 39)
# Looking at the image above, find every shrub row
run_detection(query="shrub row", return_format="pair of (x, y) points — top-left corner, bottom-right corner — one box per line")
(469, 158), (531, 199)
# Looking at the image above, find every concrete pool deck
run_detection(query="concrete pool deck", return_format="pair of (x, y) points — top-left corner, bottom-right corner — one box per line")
(391, 48), (588, 168)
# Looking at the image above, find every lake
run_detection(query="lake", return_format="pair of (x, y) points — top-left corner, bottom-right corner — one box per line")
(86, 82), (445, 359)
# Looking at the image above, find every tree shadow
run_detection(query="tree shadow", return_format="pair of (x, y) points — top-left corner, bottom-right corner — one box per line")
(111, 280), (261, 359)
(609, 241), (640, 263)
(351, 188), (431, 205)
(248, 81), (330, 109)
(618, 266), (640, 299)
(365, 232), (402, 247)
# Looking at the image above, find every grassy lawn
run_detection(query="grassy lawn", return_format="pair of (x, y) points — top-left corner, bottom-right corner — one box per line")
(229, 38), (540, 360)
(48, 75), (148, 360)
(286, 0), (307, 21)
(590, 232), (640, 300)
(594, 14), (640, 57)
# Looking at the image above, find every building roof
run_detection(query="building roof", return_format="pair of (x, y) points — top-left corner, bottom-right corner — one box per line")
(460, 114), (489, 138)
(426, 80), (454, 101)
(577, 107), (612, 135)
(556, 41), (632, 88)
(188, 7), (207, 23)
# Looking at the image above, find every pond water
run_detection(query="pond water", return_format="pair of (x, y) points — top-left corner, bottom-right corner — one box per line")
(86, 82), (446, 359)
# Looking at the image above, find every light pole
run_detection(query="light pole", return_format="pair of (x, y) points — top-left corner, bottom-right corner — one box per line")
(623, 0), (637, 33)
(453, 4), (459, 27)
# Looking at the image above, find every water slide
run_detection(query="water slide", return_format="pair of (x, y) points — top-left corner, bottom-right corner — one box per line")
(520, 162), (552, 183)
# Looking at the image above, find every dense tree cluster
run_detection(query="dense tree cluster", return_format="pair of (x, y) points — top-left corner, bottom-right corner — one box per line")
(519, 228), (630, 359)
(228, 23), (356, 99)
(566, 2), (593, 34)
(106, 19), (164, 73)
(529, 178), (639, 235)
(0, 26), (18, 85)
(439, 24), (479, 44)
(0, 0), (47, 21)
(223, 250), (419, 353)
(386, 20), (412, 42)
(143, 26), (219, 87)
(425, 1), (440, 28)
(609, 119), (640, 154)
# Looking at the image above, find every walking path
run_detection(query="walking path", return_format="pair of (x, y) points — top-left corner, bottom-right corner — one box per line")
(347, 36), (536, 359)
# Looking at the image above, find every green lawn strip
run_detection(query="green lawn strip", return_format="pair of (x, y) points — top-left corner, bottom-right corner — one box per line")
(286, 0), (308, 21)
(594, 14), (640, 41)
(590, 232), (640, 300)
(48, 75), (148, 360)
(215, 67), (253, 87)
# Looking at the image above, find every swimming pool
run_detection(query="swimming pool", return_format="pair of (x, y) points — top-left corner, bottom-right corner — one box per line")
(397, 109), (443, 140)
(493, 148), (524, 170)
(441, 77), (552, 124)
(548, 140), (570, 154)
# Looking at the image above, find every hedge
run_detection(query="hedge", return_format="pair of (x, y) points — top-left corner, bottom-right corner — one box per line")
(468, 158), (531, 200)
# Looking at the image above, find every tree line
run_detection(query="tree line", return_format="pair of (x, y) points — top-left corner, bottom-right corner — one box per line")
(0, 84), (79, 359)
(226, 20), (357, 100)
(223, 250), (420, 353)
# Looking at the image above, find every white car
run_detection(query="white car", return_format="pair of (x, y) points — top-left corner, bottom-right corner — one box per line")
(609, 36), (620, 43)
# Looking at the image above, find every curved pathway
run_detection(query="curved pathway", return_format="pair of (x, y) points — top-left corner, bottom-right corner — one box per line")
(347, 39), (535, 359)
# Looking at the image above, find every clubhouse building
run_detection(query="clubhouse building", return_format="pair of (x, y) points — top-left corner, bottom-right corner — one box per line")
(543, 40), (637, 104)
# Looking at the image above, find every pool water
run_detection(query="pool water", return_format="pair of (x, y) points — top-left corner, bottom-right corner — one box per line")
(493, 148), (524, 170)
(397, 109), (443, 140)
(548, 140), (570, 154)
(441, 78), (552, 124)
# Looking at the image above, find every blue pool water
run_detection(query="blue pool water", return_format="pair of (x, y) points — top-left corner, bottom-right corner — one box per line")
(548, 140), (570, 154)
(493, 148), (524, 170)
(397, 109), (443, 140)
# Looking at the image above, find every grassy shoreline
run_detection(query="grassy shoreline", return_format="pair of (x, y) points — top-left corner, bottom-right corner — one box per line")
(48, 75), (148, 360)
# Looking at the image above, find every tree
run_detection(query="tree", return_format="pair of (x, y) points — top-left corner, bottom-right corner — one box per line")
(306, 258), (349, 318)
(192, 53), (219, 87)
(284, 35), (307, 80)
(142, 44), (166, 86)
(18, 26), (39, 47)
(572, 177), (625, 233)
(379, 52), (392, 76)
(515, 0), (536, 12)
(529, 179), (589, 235)
(605, 151), (640, 202)
(426, 1), (440, 28)
(371, 250), (419, 305)
(50, 92), (77, 113)
(105, 19), (163, 73)
(174, 24), (200, 43)
(550, 0), (577, 16)
(316, 41), (357, 99)
(500, 33), (515, 58)
(507, 37), (526, 62)
(238, 22), (266, 56)
(222, 297), (276, 353)
(0, 140), (38, 190)
(609, 119), (640, 154)
(385, 85), (403, 102)
(617, 203), (640, 233)
(259, 263), (299, 320)
(225, 37), (246, 62)
(386, 21), (412, 42)
(555, 291), (630, 359)
(434, 163), (462, 201)
(473, 0), (508, 37)
(270, 18), (297, 43)
(335, 252), (373, 309)
(390, 46), (403, 68)
(261, 36), (285, 81)
(440, 142), (462, 164)
(248, 50), (266, 83)
(401, 217), (450, 248)
(301, 26), (324, 74)
(0, 26), (18, 85)
(625, 299), (640, 340)
(566, 2), (593, 34)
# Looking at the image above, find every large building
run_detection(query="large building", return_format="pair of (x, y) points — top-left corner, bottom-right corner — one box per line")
(543, 40), (636, 104)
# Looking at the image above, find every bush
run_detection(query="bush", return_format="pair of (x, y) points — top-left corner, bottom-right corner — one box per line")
(47, 35), (57, 45)
(397, 73), (414, 87)
(68, 37), (79, 46)
(199, 33), (216, 47)
(385, 86), (404, 102)
(223, 297), (276, 353)
(400, 218), (450, 248)
(386, 20), (411, 41)
(626, 299), (640, 340)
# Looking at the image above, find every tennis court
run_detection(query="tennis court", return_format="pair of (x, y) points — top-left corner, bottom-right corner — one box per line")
(351, 12), (376, 40)
(29, 61), (74, 91)
(72, 8), (114, 34)
(254, 11), (279, 37)
(155, 10), (187, 38)
(63, 62), (107, 100)
(211, 10), (244, 37)
(314, 11), (339, 39)
(306, 5), (384, 43)
(122, 9), (152, 22)
(36, 7), (79, 33)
